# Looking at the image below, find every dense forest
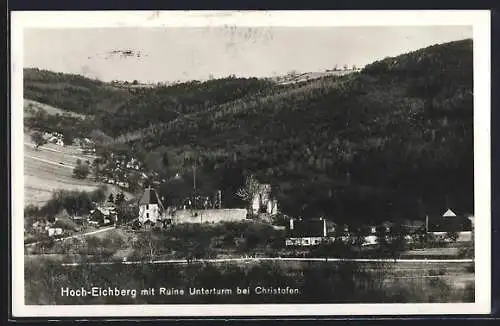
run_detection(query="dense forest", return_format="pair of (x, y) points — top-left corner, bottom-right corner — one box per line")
(23, 39), (474, 224)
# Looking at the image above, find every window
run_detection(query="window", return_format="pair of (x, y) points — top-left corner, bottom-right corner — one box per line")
(146, 204), (149, 210)
(146, 213), (149, 219)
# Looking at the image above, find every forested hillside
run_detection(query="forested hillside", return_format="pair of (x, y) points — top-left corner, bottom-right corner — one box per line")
(24, 68), (275, 137)
(24, 68), (134, 115)
(127, 39), (474, 222)
(23, 39), (474, 224)
(98, 77), (274, 136)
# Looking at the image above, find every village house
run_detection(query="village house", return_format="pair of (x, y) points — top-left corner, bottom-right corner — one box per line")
(138, 187), (166, 224)
(45, 209), (80, 236)
(89, 205), (116, 226)
(42, 132), (53, 140)
(45, 226), (63, 237)
(426, 208), (473, 242)
(285, 217), (329, 247)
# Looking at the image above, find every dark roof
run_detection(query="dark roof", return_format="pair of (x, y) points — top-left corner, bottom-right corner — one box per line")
(288, 219), (325, 237)
(427, 216), (472, 232)
(55, 208), (71, 220)
(139, 188), (159, 205)
(52, 218), (78, 231)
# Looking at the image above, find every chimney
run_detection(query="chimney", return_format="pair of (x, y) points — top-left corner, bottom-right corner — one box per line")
(322, 218), (327, 237)
(289, 218), (294, 230)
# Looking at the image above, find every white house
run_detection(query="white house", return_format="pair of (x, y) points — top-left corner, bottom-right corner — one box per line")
(138, 187), (165, 224)
(47, 227), (63, 237)
(285, 218), (329, 246)
(426, 208), (473, 242)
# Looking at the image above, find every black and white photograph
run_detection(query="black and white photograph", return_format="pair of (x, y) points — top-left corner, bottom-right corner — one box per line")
(11, 10), (491, 317)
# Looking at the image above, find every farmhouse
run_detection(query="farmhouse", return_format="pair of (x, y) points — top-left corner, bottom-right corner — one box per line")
(89, 206), (116, 226)
(426, 208), (473, 242)
(285, 218), (328, 246)
(138, 187), (166, 224)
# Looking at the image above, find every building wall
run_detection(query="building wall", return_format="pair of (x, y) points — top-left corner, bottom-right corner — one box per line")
(139, 203), (160, 223)
(171, 209), (248, 224)
(285, 237), (328, 246)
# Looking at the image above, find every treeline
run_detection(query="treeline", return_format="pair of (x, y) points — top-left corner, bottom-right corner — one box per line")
(128, 221), (285, 261)
(24, 68), (276, 137)
(24, 68), (134, 115)
(97, 77), (275, 136)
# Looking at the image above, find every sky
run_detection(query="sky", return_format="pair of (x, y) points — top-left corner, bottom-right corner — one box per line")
(23, 26), (472, 83)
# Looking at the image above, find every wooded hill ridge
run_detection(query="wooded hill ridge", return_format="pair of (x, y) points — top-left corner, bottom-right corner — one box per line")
(23, 39), (473, 223)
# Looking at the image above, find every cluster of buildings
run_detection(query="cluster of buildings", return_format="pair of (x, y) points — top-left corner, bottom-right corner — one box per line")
(29, 201), (122, 238)
(74, 137), (96, 153)
(42, 131), (65, 147)
(40, 131), (98, 153)
(284, 208), (474, 247)
(98, 153), (148, 190)
(135, 182), (279, 228)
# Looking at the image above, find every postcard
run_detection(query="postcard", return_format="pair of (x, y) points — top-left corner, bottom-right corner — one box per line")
(10, 10), (491, 317)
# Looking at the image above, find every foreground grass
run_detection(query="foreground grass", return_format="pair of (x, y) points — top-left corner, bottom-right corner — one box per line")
(25, 259), (474, 305)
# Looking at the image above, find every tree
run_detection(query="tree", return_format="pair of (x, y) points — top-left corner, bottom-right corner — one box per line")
(235, 174), (260, 216)
(91, 158), (101, 182)
(115, 192), (125, 205)
(108, 193), (115, 204)
(134, 232), (157, 262)
(61, 130), (75, 146)
(127, 171), (141, 191)
(72, 162), (90, 179)
(31, 131), (47, 149)
(446, 231), (459, 242)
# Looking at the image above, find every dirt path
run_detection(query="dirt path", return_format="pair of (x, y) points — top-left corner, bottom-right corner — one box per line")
(25, 226), (116, 247)
(25, 154), (75, 169)
(60, 257), (474, 266)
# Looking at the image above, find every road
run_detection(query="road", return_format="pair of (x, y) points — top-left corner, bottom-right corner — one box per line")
(24, 142), (97, 160)
(25, 226), (116, 247)
(25, 154), (75, 169)
(60, 257), (474, 267)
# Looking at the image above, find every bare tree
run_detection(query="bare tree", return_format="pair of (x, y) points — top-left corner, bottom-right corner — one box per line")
(236, 174), (260, 215)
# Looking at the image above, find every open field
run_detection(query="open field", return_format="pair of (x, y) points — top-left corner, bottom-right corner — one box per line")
(24, 133), (132, 206)
(24, 145), (101, 206)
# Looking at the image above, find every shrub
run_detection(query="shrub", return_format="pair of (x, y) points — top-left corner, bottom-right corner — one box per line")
(73, 162), (90, 179)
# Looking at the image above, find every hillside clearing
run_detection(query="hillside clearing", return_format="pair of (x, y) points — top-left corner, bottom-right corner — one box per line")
(24, 135), (134, 206)
(24, 99), (87, 119)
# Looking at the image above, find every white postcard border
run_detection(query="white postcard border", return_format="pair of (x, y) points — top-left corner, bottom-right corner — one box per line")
(11, 10), (491, 317)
